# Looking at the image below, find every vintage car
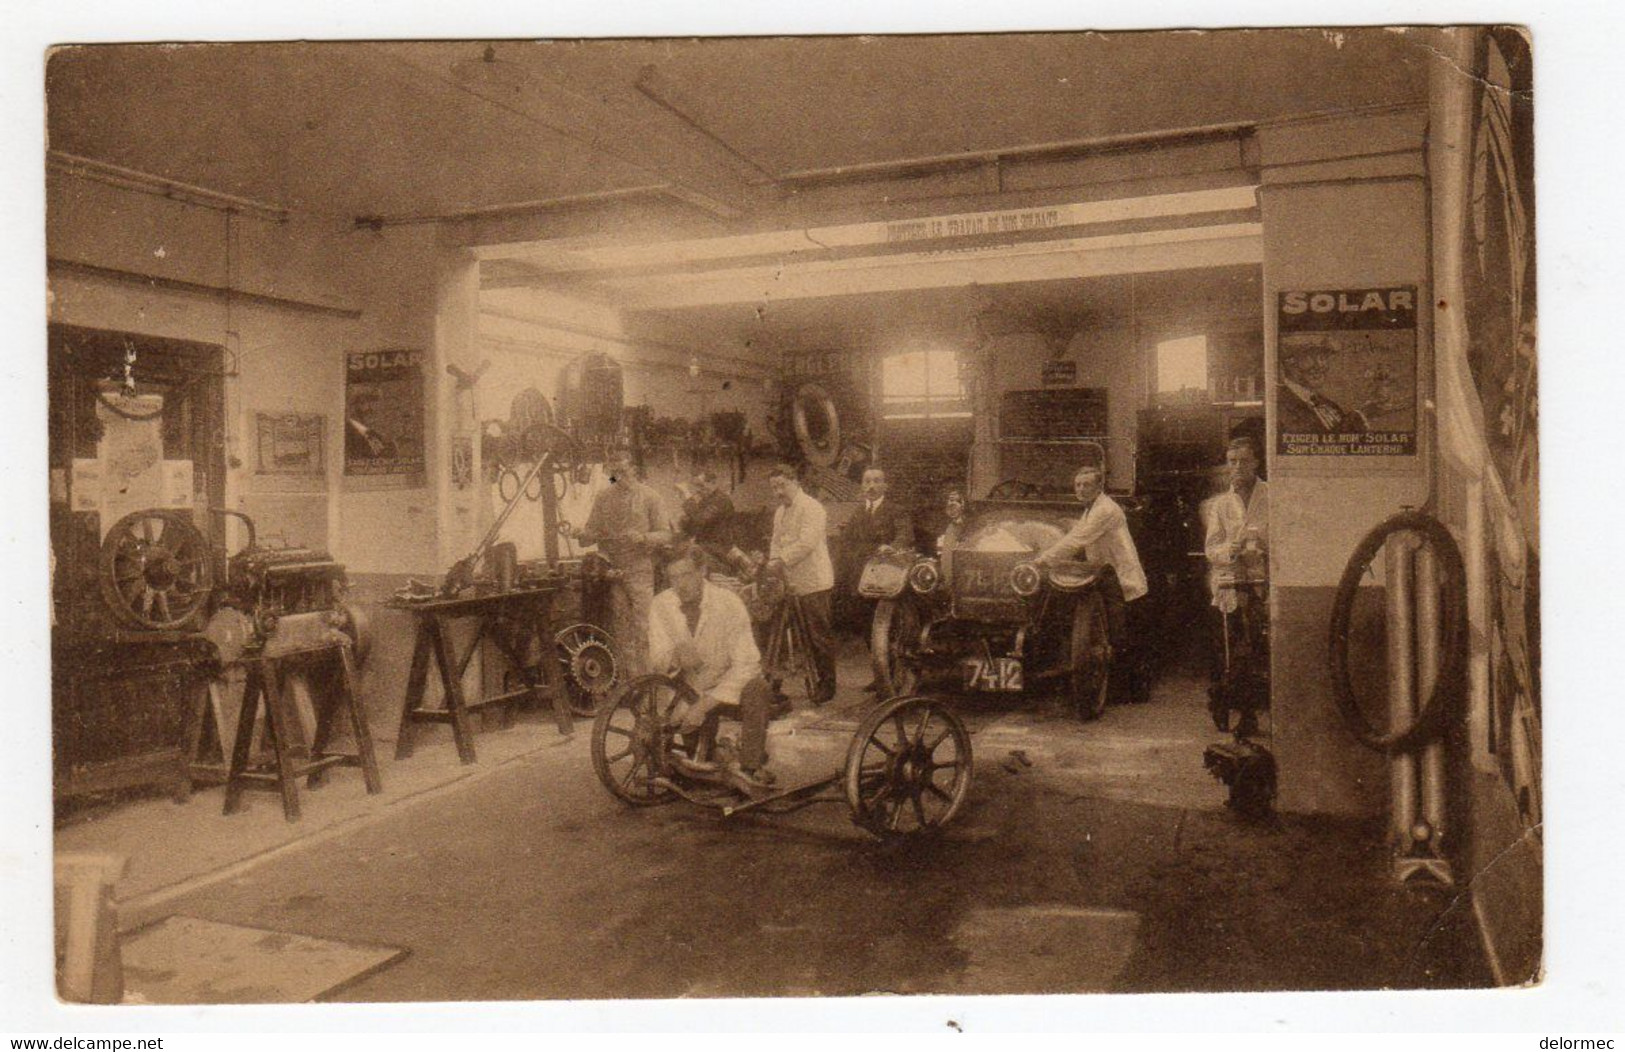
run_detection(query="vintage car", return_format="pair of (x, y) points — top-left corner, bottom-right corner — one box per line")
(858, 498), (1118, 721)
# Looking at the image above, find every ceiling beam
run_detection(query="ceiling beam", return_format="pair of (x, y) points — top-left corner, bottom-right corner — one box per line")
(475, 186), (1260, 271)
(595, 223), (1265, 309)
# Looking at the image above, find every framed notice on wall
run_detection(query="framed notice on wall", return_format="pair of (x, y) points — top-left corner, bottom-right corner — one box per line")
(344, 349), (426, 481)
(1276, 286), (1418, 456)
(255, 412), (325, 475)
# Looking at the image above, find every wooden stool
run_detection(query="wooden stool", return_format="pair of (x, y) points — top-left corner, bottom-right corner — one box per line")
(223, 640), (382, 821)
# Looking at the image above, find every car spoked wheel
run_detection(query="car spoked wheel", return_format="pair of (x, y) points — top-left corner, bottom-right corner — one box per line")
(843, 695), (972, 839)
(556, 622), (619, 716)
(871, 598), (921, 697)
(1070, 593), (1112, 721)
(591, 674), (693, 806)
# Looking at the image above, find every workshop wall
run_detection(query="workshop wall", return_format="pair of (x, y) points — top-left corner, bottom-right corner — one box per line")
(1258, 107), (1431, 816)
(986, 328), (1141, 490)
(47, 168), (454, 578)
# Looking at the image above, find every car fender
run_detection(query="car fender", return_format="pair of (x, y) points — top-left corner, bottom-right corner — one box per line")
(858, 550), (916, 599)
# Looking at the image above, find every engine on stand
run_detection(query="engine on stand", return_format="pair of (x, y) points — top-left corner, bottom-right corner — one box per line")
(202, 513), (366, 666)
(192, 511), (370, 781)
(84, 505), (372, 793)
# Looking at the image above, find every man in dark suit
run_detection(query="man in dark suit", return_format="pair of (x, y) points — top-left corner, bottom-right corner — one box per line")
(1276, 340), (1370, 435)
(678, 468), (736, 569)
(840, 466), (914, 690)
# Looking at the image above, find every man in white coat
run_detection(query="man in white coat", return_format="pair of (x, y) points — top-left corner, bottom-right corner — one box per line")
(1034, 465), (1148, 603)
(767, 463), (837, 703)
(1203, 436), (1269, 615)
(1034, 464), (1148, 698)
(649, 545), (776, 788)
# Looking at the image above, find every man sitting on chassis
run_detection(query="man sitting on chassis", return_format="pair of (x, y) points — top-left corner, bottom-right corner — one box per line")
(649, 544), (777, 792)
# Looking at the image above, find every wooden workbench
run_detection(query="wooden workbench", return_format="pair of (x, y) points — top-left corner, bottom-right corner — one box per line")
(389, 584), (574, 763)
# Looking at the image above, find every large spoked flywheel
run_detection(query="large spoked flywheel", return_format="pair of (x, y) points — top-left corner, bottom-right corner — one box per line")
(843, 695), (973, 839)
(98, 509), (213, 631)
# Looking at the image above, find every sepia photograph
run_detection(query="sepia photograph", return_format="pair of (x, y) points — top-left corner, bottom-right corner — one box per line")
(21, 16), (1567, 1023)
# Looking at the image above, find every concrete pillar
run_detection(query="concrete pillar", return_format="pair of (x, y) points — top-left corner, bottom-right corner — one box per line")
(433, 246), (484, 570)
(1258, 107), (1432, 814)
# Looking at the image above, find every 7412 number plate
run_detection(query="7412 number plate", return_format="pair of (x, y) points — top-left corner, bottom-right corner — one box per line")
(963, 657), (1023, 692)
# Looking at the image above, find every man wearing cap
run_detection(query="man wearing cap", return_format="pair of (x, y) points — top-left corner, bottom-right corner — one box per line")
(677, 468), (736, 568)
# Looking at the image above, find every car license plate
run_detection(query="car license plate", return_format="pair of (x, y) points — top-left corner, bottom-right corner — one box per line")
(963, 657), (1023, 692)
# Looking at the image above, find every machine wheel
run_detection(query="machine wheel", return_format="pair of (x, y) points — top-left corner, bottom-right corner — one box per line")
(590, 674), (692, 807)
(556, 622), (619, 717)
(870, 598), (922, 696)
(98, 509), (213, 632)
(843, 695), (973, 840)
(1069, 593), (1112, 721)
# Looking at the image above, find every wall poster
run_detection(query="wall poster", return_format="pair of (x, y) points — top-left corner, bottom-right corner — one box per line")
(344, 349), (425, 480)
(1275, 286), (1418, 456)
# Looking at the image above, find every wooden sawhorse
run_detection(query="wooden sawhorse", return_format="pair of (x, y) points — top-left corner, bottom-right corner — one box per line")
(391, 586), (574, 765)
(222, 640), (382, 821)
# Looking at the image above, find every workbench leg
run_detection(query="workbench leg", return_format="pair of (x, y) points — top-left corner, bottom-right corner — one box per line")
(260, 661), (303, 822)
(430, 616), (479, 765)
(395, 625), (433, 760)
(536, 614), (574, 736)
(337, 642), (383, 794)
(222, 667), (262, 816)
(183, 678), (213, 783)
(305, 665), (342, 790)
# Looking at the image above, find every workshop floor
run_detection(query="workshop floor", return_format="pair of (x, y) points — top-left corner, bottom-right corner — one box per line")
(56, 638), (1492, 1000)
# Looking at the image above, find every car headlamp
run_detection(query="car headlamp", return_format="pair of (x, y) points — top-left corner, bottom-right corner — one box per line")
(1010, 562), (1043, 597)
(908, 559), (941, 594)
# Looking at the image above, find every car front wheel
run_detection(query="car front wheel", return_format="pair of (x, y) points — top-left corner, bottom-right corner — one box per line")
(871, 598), (922, 697)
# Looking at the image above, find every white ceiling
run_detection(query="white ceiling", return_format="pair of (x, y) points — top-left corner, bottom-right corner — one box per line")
(46, 31), (1429, 220)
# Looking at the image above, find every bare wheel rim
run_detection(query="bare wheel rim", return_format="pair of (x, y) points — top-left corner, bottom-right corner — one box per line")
(98, 510), (212, 631)
(557, 622), (619, 716)
(1070, 595), (1112, 721)
(590, 674), (691, 806)
(843, 695), (973, 839)
(871, 599), (920, 696)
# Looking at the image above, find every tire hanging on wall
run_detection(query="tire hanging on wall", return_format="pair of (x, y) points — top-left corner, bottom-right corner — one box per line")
(791, 382), (842, 468)
(1327, 509), (1468, 753)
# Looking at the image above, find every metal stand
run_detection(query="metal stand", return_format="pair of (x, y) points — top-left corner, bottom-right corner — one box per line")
(1385, 533), (1454, 886)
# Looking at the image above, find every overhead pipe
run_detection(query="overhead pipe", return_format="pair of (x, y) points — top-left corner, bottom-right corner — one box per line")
(48, 151), (292, 223)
